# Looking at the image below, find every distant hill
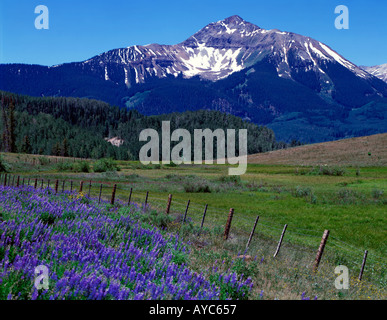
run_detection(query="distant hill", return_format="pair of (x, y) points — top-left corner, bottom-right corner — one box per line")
(248, 133), (387, 166)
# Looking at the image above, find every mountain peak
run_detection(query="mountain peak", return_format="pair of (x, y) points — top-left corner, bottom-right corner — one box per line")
(214, 15), (261, 31)
(221, 15), (245, 25)
(181, 15), (261, 48)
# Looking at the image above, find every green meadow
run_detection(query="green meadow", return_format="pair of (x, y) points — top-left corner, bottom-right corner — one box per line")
(1, 153), (386, 299)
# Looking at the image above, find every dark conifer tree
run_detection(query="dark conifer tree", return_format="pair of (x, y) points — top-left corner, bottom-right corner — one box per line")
(8, 101), (17, 153)
(61, 138), (69, 157)
(21, 135), (32, 154)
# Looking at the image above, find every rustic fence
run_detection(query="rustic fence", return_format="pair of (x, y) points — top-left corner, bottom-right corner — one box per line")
(0, 172), (383, 282)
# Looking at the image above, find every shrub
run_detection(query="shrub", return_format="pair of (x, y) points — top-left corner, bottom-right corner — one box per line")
(56, 160), (90, 173)
(0, 156), (11, 172)
(293, 186), (313, 198)
(76, 161), (90, 173)
(310, 193), (318, 204)
(336, 188), (364, 204)
(183, 180), (212, 193)
(329, 166), (346, 176)
(308, 165), (346, 176)
(139, 209), (173, 229)
(56, 161), (73, 172)
(219, 175), (242, 185)
(291, 186), (317, 203)
(246, 181), (268, 192)
(93, 158), (118, 172)
(371, 189), (384, 199)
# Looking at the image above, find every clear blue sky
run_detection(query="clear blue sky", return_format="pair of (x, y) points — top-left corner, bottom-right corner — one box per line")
(0, 0), (386, 67)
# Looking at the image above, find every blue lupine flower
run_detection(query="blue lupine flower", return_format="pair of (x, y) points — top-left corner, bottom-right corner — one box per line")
(0, 185), (253, 300)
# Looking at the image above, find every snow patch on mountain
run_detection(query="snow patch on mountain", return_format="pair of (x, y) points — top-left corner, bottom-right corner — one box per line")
(361, 63), (387, 82)
(82, 15), (377, 86)
(180, 45), (243, 78)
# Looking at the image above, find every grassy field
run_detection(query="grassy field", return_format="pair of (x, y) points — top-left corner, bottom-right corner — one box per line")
(1, 147), (386, 300)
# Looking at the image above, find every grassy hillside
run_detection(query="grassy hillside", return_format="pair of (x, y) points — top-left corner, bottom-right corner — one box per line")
(248, 133), (387, 166)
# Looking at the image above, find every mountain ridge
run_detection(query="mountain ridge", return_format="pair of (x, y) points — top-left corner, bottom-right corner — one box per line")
(0, 15), (386, 143)
(361, 63), (387, 83)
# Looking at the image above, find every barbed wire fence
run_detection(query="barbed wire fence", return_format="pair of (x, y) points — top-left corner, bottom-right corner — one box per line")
(0, 172), (385, 285)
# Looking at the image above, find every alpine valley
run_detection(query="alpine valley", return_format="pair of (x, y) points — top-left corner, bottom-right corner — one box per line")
(1, 15), (387, 143)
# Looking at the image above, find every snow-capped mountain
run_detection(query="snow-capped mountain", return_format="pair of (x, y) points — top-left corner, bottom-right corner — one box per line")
(1, 15), (387, 143)
(361, 63), (387, 83)
(76, 15), (372, 87)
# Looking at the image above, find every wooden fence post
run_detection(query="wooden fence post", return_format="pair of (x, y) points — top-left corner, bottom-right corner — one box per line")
(16, 176), (20, 187)
(246, 215), (260, 250)
(183, 200), (190, 223)
(198, 204), (208, 236)
(127, 187), (133, 205)
(55, 180), (59, 193)
(70, 180), (73, 192)
(88, 181), (91, 197)
(41, 179), (44, 189)
(273, 224), (288, 258)
(34, 178), (37, 189)
(3, 174), (7, 187)
(111, 184), (117, 205)
(165, 194), (172, 215)
(11, 175), (15, 186)
(358, 250), (368, 281)
(47, 179), (50, 189)
(62, 180), (65, 192)
(313, 229), (329, 272)
(79, 181), (83, 193)
(98, 184), (103, 204)
(224, 208), (234, 240)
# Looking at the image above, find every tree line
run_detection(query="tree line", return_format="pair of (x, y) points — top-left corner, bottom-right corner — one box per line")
(0, 91), (299, 160)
